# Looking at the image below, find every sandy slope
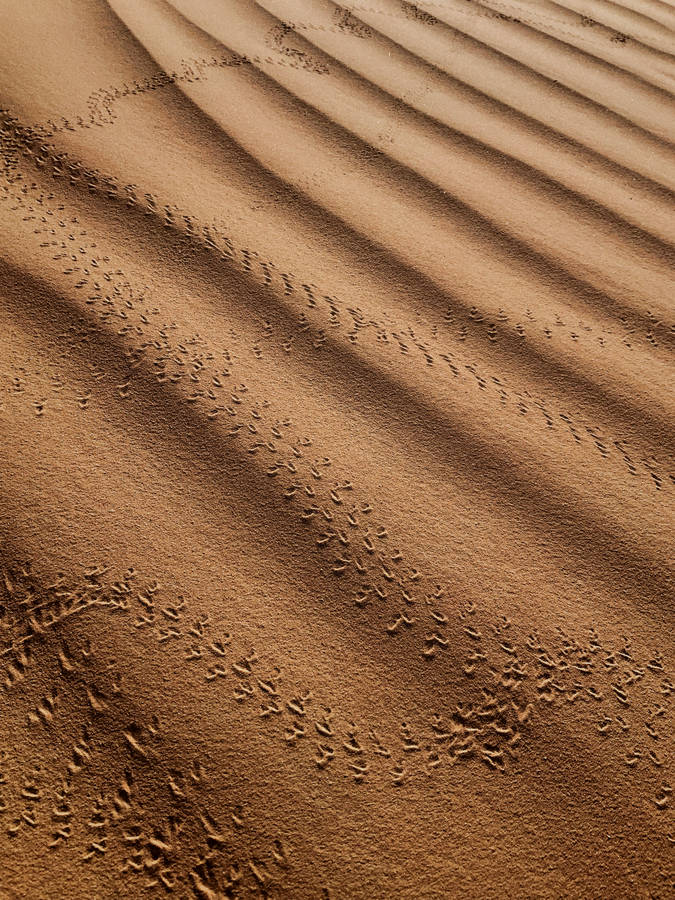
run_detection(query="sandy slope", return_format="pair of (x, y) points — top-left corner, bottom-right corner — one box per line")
(0, 1), (673, 897)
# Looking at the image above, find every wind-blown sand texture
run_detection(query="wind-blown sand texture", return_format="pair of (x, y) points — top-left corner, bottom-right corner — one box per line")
(0, 1), (674, 897)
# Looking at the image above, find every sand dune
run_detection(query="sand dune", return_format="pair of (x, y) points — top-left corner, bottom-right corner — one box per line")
(0, 1), (673, 897)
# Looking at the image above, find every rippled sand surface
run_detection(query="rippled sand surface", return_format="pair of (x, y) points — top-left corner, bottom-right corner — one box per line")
(0, 1), (673, 897)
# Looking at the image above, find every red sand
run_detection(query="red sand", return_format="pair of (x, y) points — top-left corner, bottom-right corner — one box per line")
(0, 1), (673, 897)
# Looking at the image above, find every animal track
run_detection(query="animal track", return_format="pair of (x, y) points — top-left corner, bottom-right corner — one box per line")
(0, 26), (672, 895)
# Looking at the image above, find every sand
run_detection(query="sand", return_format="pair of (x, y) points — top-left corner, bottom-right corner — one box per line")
(0, 1), (673, 897)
